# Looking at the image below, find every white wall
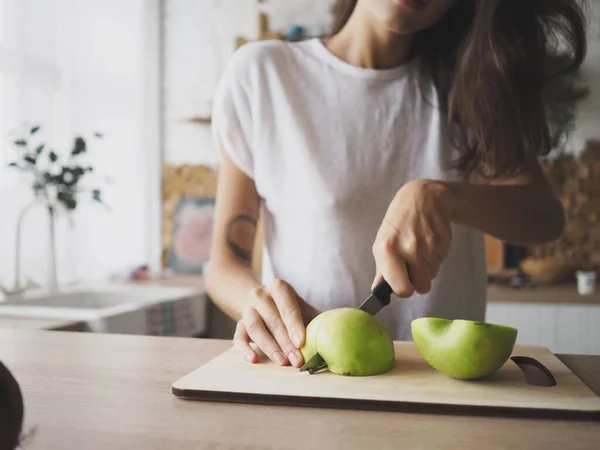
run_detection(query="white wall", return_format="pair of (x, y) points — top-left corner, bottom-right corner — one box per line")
(163, 0), (335, 166)
(0, 0), (159, 289)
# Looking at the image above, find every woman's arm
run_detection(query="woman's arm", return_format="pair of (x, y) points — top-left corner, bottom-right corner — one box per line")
(206, 151), (318, 367)
(443, 158), (565, 245)
(371, 158), (564, 296)
(205, 151), (263, 322)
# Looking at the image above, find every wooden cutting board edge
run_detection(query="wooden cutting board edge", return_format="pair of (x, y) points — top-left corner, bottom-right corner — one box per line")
(171, 343), (600, 421)
(172, 385), (600, 421)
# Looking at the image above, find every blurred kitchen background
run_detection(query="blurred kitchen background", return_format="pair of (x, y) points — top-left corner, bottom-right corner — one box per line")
(0, 0), (599, 354)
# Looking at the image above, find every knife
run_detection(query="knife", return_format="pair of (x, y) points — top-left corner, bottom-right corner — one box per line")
(299, 278), (393, 374)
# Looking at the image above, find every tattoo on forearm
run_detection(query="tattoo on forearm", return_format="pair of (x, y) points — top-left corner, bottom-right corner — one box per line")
(225, 214), (257, 262)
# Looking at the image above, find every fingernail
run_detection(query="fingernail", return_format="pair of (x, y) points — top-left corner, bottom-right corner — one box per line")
(371, 273), (381, 290)
(292, 333), (302, 347)
(288, 351), (301, 367)
(245, 353), (254, 363)
(273, 351), (286, 365)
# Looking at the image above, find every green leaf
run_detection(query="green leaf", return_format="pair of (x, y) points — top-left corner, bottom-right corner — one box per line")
(57, 191), (77, 210)
(8, 162), (18, 167)
(35, 144), (44, 155)
(72, 137), (86, 155)
(24, 155), (36, 165)
(73, 167), (85, 176)
(30, 126), (41, 135)
(85, 166), (94, 172)
(94, 132), (104, 138)
(14, 139), (27, 147)
(49, 151), (58, 162)
(92, 189), (102, 202)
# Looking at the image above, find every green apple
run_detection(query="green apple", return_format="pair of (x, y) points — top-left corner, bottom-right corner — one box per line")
(300, 309), (334, 363)
(411, 317), (518, 380)
(301, 308), (395, 376)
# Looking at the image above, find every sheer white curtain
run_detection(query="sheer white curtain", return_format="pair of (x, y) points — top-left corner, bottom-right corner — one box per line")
(0, 0), (69, 289)
(0, 0), (160, 289)
(0, 0), (66, 145)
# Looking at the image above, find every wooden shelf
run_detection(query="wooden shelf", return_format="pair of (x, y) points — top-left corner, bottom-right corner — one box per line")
(487, 283), (600, 305)
(186, 116), (212, 125)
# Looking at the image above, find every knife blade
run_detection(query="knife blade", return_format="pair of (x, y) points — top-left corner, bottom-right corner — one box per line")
(298, 353), (328, 374)
(299, 278), (393, 374)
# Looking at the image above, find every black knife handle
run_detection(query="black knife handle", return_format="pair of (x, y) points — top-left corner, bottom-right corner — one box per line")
(372, 278), (392, 306)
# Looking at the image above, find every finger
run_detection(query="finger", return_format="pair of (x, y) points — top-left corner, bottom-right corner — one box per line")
(433, 218), (453, 258)
(233, 321), (258, 364)
(244, 288), (288, 366)
(371, 272), (383, 291)
(268, 279), (305, 348)
(398, 230), (433, 295)
(438, 237), (452, 262)
(428, 251), (442, 279)
(256, 284), (304, 368)
(244, 306), (288, 366)
(376, 244), (414, 297)
(408, 259), (432, 295)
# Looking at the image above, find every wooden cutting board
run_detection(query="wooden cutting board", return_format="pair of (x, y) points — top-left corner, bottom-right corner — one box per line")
(172, 342), (600, 420)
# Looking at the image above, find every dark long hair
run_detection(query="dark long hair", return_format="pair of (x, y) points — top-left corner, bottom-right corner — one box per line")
(332, 0), (587, 179)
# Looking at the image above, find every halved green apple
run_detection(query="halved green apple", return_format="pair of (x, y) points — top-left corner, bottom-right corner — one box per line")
(301, 308), (395, 376)
(411, 317), (518, 380)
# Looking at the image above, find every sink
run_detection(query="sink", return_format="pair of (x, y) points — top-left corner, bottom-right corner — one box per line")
(0, 283), (208, 336)
(4, 291), (144, 310)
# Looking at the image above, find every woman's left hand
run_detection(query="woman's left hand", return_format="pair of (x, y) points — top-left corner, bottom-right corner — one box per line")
(372, 179), (453, 297)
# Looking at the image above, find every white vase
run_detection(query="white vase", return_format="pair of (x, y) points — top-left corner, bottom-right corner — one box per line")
(46, 205), (59, 293)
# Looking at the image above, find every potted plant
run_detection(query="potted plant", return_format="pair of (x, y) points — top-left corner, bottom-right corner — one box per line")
(5, 124), (108, 293)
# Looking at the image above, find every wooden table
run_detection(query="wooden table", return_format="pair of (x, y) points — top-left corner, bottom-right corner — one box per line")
(1, 330), (598, 450)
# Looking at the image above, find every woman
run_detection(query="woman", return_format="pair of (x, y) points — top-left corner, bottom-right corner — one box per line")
(206, 0), (587, 368)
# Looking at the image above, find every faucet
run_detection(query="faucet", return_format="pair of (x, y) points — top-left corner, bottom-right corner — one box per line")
(0, 200), (48, 298)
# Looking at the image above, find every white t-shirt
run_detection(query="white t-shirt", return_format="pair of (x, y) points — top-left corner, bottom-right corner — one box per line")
(212, 38), (487, 340)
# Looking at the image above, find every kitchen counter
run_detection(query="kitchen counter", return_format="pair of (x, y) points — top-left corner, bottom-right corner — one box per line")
(487, 283), (600, 305)
(1, 330), (598, 450)
(486, 284), (600, 355)
(0, 316), (86, 331)
(0, 277), (209, 335)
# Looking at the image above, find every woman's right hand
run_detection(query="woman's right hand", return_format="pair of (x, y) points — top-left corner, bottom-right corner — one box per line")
(233, 279), (319, 368)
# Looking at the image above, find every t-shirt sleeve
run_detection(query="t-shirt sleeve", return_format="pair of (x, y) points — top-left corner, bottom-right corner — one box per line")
(212, 50), (255, 179)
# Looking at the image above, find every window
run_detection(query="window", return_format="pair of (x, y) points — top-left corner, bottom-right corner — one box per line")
(0, 0), (64, 160)
(0, 0), (161, 286)
(0, 0), (70, 287)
